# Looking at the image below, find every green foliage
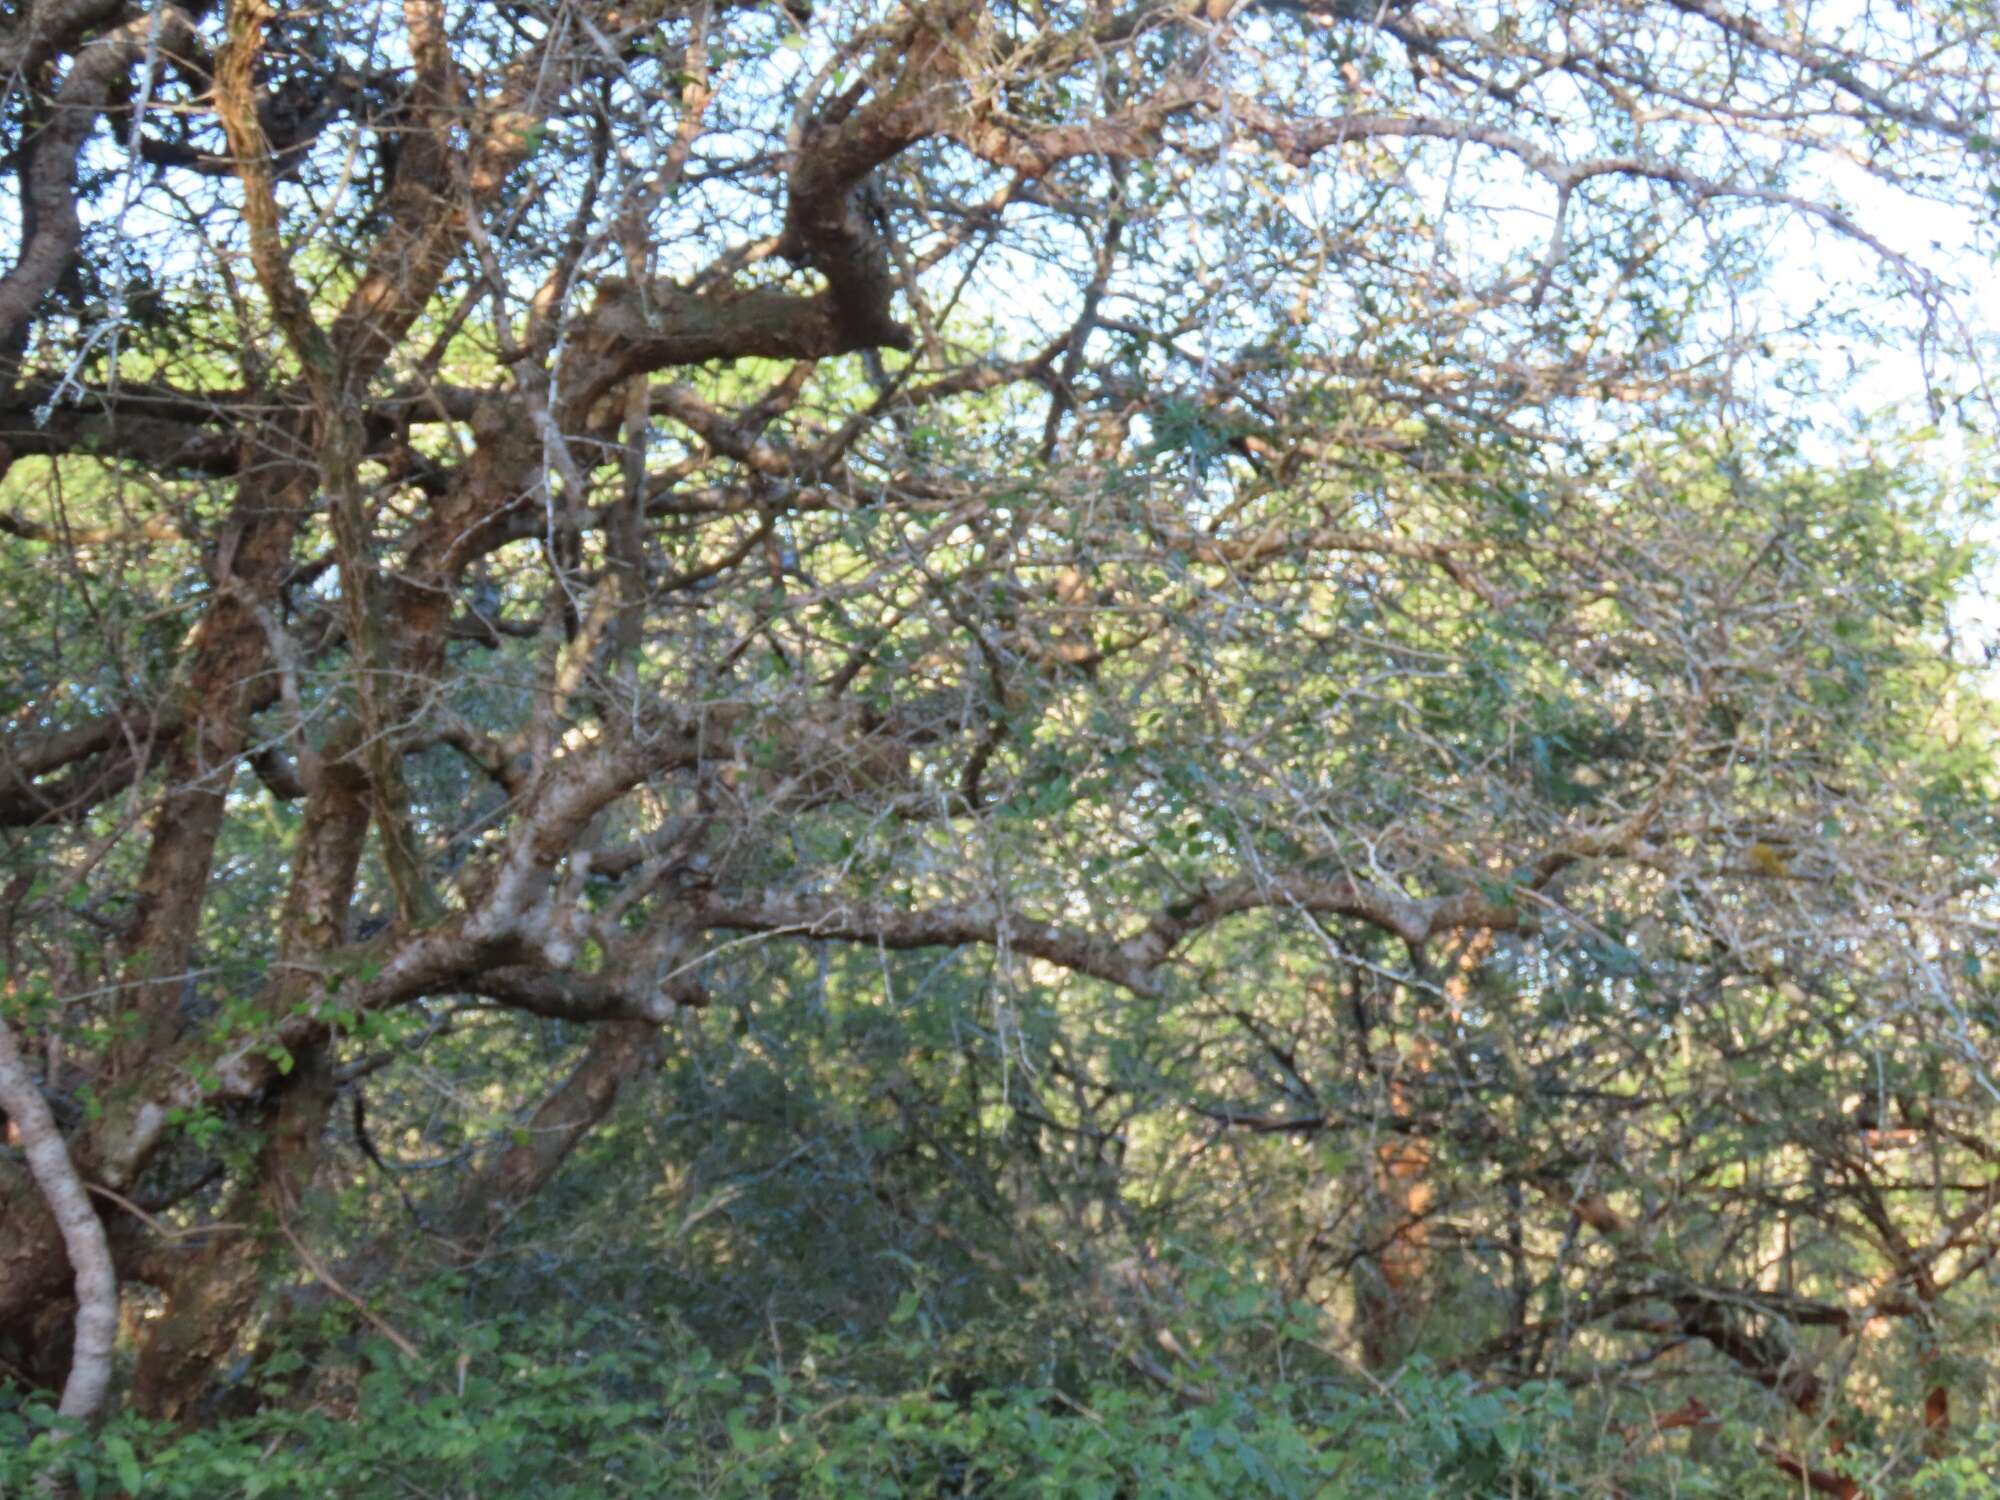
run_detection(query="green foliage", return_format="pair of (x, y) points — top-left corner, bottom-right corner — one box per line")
(0, 1300), (1593, 1500)
(4, 1), (1999, 1492)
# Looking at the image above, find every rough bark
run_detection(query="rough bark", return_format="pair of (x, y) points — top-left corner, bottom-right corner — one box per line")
(0, 0), (1988, 1457)
(130, 1045), (337, 1423)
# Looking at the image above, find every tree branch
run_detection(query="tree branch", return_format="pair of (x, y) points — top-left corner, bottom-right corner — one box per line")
(0, 1016), (116, 1424)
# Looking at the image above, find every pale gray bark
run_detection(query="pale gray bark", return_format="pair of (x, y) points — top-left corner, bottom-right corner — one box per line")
(0, 1017), (116, 1424)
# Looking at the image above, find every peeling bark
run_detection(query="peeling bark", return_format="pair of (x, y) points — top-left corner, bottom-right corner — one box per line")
(130, 1045), (336, 1423)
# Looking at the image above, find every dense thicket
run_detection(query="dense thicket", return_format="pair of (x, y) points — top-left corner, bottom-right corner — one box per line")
(2, 0), (1999, 1493)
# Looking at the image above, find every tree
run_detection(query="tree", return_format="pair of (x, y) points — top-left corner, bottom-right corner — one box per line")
(0, 0), (1995, 1481)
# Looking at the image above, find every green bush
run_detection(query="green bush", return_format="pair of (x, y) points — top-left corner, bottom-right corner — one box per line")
(1, 1305), (1593, 1499)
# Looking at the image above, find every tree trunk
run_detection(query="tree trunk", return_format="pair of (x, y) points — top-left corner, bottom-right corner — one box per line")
(131, 1046), (336, 1422)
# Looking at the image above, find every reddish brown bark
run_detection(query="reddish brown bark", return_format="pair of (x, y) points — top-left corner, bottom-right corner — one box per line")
(0, 0), (1989, 1452)
(131, 1047), (337, 1422)
(1762, 1445), (1863, 1499)
(1356, 934), (1489, 1369)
